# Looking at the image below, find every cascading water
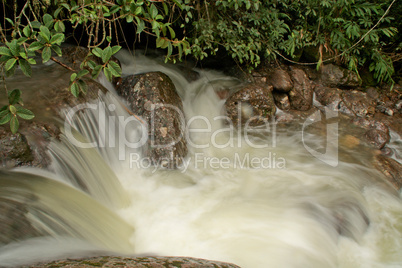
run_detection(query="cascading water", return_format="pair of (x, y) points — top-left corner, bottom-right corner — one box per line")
(0, 51), (402, 267)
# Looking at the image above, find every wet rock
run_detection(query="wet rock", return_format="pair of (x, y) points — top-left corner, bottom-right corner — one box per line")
(352, 118), (390, 149)
(272, 92), (291, 111)
(395, 100), (402, 111)
(288, 68), (314, 111)
(338, 90), (375, 117)
(364, 129), (389, 149)
(28, 256), (241, 268)
(320, 64), (361, 88)
(365, 87), (379, 100)
(267, 69), (293, 92)
(225, 84), (276, 127)
(314, 85), (342, 110)
(0, 127), (33, 167)
(117, 72), (187, 169)
(177, 65), (201, 82)
(373, 155), (402, 190)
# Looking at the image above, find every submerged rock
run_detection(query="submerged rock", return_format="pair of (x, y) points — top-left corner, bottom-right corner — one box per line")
(225, 84), (276, 127)
(117, 72), (187, 169)
(28, 256), (241, 268)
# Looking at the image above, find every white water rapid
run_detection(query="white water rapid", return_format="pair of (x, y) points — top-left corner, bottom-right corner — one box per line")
(0, 51), (402, 267)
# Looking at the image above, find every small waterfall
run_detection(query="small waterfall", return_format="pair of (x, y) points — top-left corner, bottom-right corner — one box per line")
(0, 51), (401, 267)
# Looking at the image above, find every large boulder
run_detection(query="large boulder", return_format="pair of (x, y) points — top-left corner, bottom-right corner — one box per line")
(224, 84), (276, 127)
(117, 72), (187, 169)
(319, 64), (361, 88)
(29, 256), (241, 268)
(288, 68), (314, 111)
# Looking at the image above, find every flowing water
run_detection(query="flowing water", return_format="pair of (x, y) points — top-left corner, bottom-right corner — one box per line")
(0, 51), (402, 267)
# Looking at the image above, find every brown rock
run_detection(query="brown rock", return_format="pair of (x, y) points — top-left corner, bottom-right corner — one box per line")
(267, 69), (293, 92)
(320, 64), (361, 88)
(288, 68), (314, 111)
(28, 256), (241, 268)
(314, 85), (342, 110)
(225, 84), (276, 127)
(373, 155), (402, 190)
(117, 72), (187, 169)
(364, 129), (389, 149)
(272, 92), (290, 111)
(339, 90), (375, 117)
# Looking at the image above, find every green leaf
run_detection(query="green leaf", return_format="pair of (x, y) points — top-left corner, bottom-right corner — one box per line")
(19, 59), (32, 77)
(92, 47), (102, 58)
(104, 67), (113, 82)
(9, 105), (17, 115)
(51, 45), (62, 56)
(70, 82), (80, 97)
(70, 73), (77, 82)
(150, 4), (158, 19)
(16, 107), (35, 120)
(54, 21), (66, 33)
(42, 46), (51, 62)
(107, 61), (122, 77)
(0, 112), (12, 125)
(28, 41), (45, 51)
(23, 26), (31, 37)
(7, 40), (19, 56)
(0, 47), (12, 56)
(31, 21), (41, 29)
(77, 69), (89, 78)
(5, 58), (17, 71)
(39, 26), (51, 42)
(0, 105), (7, 113)
(92, 65), (102, 79)
(5, 18), (14, 26)
(109, 5), (121, 15)
(27, 58), (37, 64)
(0, 55), (12, 63)
(43, 14), (54, 28)
(168, 26), (176, 39)
(111, 45), (121, 55)
(87, 60), (97, 69)
(10, 115), (19, 134)
(77, 79), (88, 94)
(102, 46), (112, 63)
(126, 15), (133, 23)
(50, 33), (64, 45)
(8, 89), (22, 105)
(136, 19), (145, 34)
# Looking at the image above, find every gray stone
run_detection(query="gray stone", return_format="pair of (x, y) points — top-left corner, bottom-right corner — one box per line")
(225, 84), (276, 127)
(28, 256), (241, 268)
(117, 72), (187, 169)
